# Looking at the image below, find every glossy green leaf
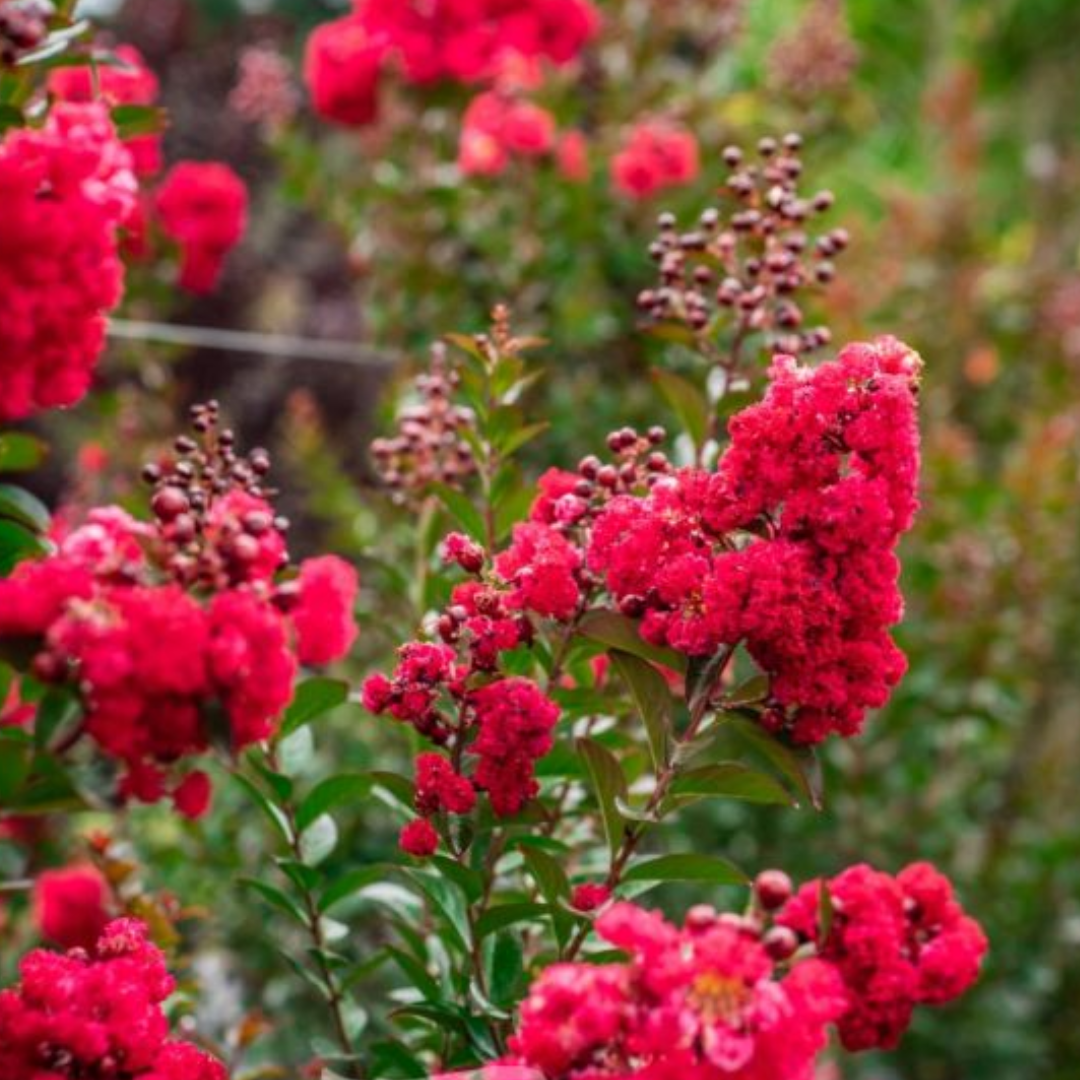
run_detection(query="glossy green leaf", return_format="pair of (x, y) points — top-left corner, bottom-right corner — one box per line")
(110, 104), (166, 138)
(0, 434), (47, 473)
(279, 678), (349, 738)
(0, 485), (50, 533)
(240, 877), (309, 927)
(300, 814), (339, 866)
(578, 736), (628, 858)
(0, 521), (47, 575)
(297, 774), (374, 833)
(33, 687), (80, 750)
(722, 714), (824, 809)
(431, 482), (487, 542)
(486, 932), (525, 1009)
(318, 865), (388, 913)
(475, 901), (550, 938)
(610, 649), (673, 771)
(664, 762), (795, 809)
(231, 772), (292, 842)
(622, 852), (747, 886)
(403, 869), (472, 953)
(577, 610), (686, 673)
(0, 730), (33, 802)
(652, 368), (710, 449)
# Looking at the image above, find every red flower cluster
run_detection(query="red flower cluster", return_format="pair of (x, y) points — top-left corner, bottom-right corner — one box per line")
(494, 522), (583, 621)
(0, 918), (227, 1080)
(364, 646), (558, 847)
(32, 864), (112, 952)
(0, 440), (358, 815)
(611, 121), (701, 199)
(505, 900), (847, 1080)
(0, 103), (135, 420)
(588, 338), (922, 743)
(291, 556), (361, 666)
(155, 162), (248, 294)
(304, 0), (599, 127)
(777, 863), (988, 1051)
(49, 45), (163, 177)
(469, 676), (558, 815)
(458, 91), (556, 176)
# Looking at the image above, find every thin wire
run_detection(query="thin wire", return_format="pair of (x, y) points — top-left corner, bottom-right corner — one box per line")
(106, 318), (397, 367)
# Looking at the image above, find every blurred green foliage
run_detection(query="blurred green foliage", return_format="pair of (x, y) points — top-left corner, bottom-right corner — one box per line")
(2, 0), (1078, 1077)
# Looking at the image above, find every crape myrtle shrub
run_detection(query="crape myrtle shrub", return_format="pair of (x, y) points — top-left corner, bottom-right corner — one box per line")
(8, 0), (1080, 1078)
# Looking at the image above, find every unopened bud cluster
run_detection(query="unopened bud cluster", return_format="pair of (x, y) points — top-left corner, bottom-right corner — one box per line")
(637, 133), (848, 361)
(0, 0), (52, 64)
(141, 400), (288, 591)
(372, 344), (476, 502)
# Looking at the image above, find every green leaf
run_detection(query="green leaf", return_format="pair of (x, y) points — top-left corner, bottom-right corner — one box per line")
(3, 752), (83, 814)
(622, 852), (747, 886)
(652, 368), (710, 448)
(231, 772), (292, 842)
(385, 944), (441, 1000)
(33, 687), (80, 750)
(300, 814), (339, 866)
(576, 610), (686, 673)
(110, 104), (166, 138)
(240, 877), (309, 927)
(0, 104), (24, 134)
(277, 725), (315, 777)
(486, 932), (525, 1009)
(686, 646), (733, 719)
(723, 715), (824, 810)
(319, 865), (391, 913)
(495, 421), (549, 458)
(664, 762), (795, 809)
(0, 730), (33, 802)
(0, 434), (47, 473)
(724, 674), (770, 708)
(297, 774), (374, 833)
(403, 869), (472, 953)
(431, 482), (487, 542)
(0, 521), (47, 575)
(521, 845), (570, 903)
(367, 770), (416, 811)
(430, 855), (484, 903)
(0, 485), (50, 533)
(610, 650), (672, 771)
(578, 736), (628, 859)
(475, 901), (550, 938)
(279, 678), (349, 738)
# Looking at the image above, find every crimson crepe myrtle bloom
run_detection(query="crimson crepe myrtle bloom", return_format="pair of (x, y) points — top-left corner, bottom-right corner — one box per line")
(48, 44), (163, 177)
(505, 900), (847, 1080)
(32, 864), (112, 952)
(303, 13), (384, 128)
(0, 408), (359, 815)
(0, 918), (227, 1079)
(587, 337), (922, 744)
(778, 862), (988, 1051)
(156, 161), (248, 294)
(611, 120), (701, 199)
(0, 102), (135, 421)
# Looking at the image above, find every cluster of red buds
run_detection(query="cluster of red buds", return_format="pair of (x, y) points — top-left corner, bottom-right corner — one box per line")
(637, 132), (848, 362)
(578, 425), (673, 498)
(371, 344), (476, 503)
(527, 424), (676, 543)
(674, 869), (801, 967)
(0, 0), (52, 64)
(141, 400), (289, 591)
